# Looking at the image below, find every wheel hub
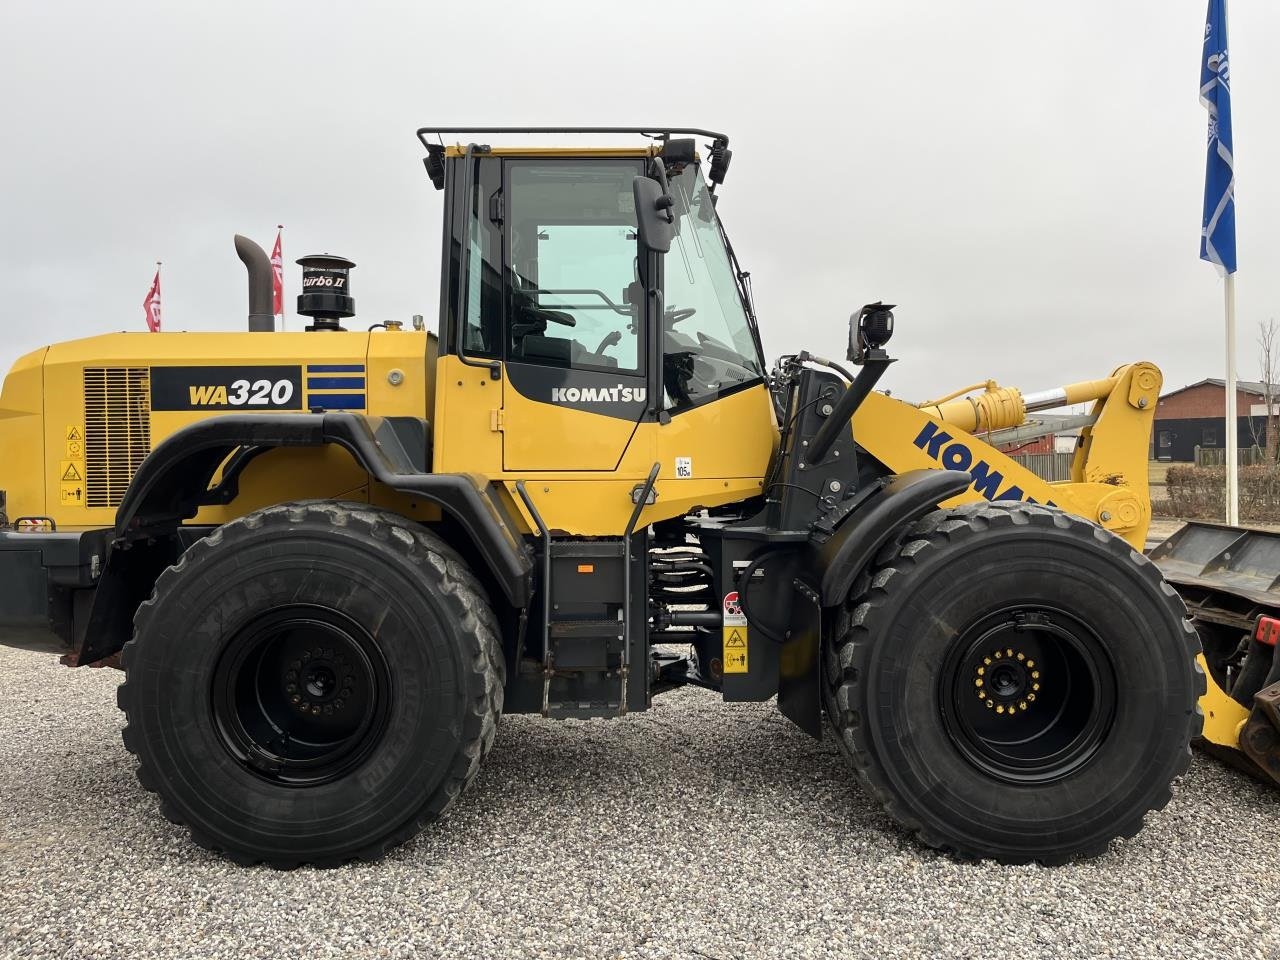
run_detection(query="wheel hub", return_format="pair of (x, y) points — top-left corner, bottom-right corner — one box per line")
(211, 606), (392, 786)
(284, 648), (357, 717)
(973, 646), (1043, 715)
(942, 606), (1116, 784)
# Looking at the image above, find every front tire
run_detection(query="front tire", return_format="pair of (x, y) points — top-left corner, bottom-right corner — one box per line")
(118, 501), (504, 868)
(824, 502), (1203, 864)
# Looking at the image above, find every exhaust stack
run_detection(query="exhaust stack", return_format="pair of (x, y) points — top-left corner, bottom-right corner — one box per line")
(234, 234), (275, 332)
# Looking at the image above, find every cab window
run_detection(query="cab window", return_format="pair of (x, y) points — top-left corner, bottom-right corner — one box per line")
(506, 160), (644, 373)
(458, 158), (503, 359)
(662, 163), (764, 410)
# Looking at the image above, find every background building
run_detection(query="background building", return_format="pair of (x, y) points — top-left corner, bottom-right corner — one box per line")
(1153, 378), (1276, 461)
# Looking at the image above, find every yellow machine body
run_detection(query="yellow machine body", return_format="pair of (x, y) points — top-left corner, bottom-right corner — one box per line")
(4, 336), (1162, 542)
(0, 134), (1244, 773)
(0, 129), (1236, 868)
(1, 333), (777, 537)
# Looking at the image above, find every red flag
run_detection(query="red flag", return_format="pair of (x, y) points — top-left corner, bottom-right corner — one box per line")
(271, 228), (284, 316)
(143, 268), (161, 332)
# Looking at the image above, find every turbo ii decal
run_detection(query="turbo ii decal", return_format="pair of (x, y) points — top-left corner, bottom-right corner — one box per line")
(912, 422), (1056, 506)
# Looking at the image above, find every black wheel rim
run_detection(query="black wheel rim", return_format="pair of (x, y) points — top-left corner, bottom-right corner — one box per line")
(940, 605), (1116, 784)
(211, 605), (392, 786)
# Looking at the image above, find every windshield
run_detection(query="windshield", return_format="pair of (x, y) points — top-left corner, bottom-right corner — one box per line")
(663, 164), (764, 410)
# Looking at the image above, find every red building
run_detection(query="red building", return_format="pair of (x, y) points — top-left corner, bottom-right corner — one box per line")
(998, 435), (1057, 456)
(1154, 379), (1276, 461)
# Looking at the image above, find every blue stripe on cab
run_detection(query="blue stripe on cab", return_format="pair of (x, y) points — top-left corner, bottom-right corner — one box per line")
(308, 377), (366, 389)
(307, 393), (366, 410)
(307, 364), (366, 373)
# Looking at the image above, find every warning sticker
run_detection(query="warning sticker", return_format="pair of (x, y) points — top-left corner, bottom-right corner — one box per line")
(675, 456), (693, 478)
(60, 461), (84, 483)
(60, 482), (85, 507)
(65, 427), (86, 459)
(723, 627), (749, 674)
(723, 590), (747, 626)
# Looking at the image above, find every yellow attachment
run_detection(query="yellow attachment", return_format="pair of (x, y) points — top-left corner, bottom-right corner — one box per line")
(1198, 655), (1250, 747)
(1057, 376), (1122, 406)
(918, 382), (1025, 434)
(854, 362), (1161, 548)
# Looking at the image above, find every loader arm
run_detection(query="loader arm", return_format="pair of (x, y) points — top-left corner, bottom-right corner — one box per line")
(851, 361), (1162, 551)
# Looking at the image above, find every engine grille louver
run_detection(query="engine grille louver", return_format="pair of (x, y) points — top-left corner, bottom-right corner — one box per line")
(84, 367), (152, 509)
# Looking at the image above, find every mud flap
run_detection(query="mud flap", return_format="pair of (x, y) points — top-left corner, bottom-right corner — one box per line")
(778, 580), (823, 738)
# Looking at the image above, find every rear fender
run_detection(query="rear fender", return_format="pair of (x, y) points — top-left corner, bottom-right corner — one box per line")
(78, 412), (533, 663)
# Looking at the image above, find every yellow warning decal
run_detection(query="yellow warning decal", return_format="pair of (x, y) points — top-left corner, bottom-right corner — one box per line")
(60, 461), (84, 483)
(723, 626), (749, 674)
(59, 482), (85, 507)
(66, 426), (86, 458)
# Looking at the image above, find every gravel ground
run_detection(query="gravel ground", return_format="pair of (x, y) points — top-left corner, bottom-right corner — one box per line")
(3, 644), (1280, 960)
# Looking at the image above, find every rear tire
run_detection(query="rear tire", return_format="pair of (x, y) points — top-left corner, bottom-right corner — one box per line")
(823, 502), (1203, 864)
(118, 501), (504, 868)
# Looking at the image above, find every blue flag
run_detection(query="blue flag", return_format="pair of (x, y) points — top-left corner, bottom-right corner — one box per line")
(1200, 0), (1236, 274)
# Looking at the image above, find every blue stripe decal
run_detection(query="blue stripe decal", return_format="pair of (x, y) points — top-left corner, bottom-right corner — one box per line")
(307, 377), (366, 389)
(307, 393), (366, 410)
(307, 364), (365, 373)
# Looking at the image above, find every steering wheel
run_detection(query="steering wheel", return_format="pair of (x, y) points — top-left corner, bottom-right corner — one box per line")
(665, 307), (697, 325)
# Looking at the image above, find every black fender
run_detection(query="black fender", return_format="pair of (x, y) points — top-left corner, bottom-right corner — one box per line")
(813, 468), (974, 607)
(78, 413), (533, 663)
(771, 469), (974, 740)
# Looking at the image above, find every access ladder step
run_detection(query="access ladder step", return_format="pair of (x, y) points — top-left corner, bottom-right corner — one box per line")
(545, 701), (626, 720)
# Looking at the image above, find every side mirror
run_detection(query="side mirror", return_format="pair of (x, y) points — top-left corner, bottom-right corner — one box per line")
(633, 177), (674, 254)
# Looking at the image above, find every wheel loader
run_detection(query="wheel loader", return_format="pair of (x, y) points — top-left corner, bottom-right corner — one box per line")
(7, 122), (1268, 870)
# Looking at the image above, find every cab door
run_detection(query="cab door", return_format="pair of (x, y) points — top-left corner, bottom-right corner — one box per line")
(495, 158), (649, 472)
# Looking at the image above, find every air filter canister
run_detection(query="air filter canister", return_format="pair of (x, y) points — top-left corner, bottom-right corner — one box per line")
(297, 253), (356, 331)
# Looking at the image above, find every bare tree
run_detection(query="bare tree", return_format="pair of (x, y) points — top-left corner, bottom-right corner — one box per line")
(1251, 317), (1280, 461)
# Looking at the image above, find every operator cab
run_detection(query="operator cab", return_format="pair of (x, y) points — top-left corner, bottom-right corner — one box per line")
(420, 127), (767, 436)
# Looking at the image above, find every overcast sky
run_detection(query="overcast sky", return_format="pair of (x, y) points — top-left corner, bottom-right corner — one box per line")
(2, 1), (1277, 403)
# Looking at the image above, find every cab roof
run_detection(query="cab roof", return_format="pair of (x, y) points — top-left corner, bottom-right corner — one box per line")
(419, 125), (728, 159)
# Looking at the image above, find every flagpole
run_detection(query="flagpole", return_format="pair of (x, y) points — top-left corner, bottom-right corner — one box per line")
(277, 225), (285, 332)
(1226, 273), (1239, 524)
